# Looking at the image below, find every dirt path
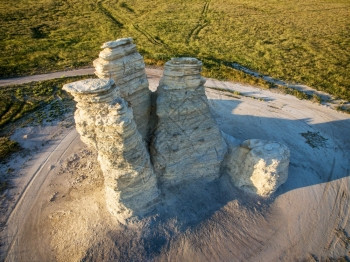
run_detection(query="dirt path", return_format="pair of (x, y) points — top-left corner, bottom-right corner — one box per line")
(1, 71), (349, 261)
(1, 66), (348, 113)
(1, 128), (80, 261)
(0, 68), (95, 86)
(0, 67), (163, 87)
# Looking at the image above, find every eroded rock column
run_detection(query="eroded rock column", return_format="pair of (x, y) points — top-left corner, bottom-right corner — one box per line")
(63, 79), (159, 224)
(151, 57), (228, 187)
(93, 38), (151, 141)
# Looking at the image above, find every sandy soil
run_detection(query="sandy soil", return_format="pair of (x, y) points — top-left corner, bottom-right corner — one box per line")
(0, 69), (349, 261)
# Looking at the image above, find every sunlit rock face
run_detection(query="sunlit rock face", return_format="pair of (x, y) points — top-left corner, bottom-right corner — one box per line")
(63, 40), (291, 224)
(223, 137), (290, 197)
(151, 57), (228, 187)
(93, 38), (151, 141)
(63, 79), (159, 224)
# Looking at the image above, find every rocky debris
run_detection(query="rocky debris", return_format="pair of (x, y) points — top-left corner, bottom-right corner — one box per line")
(223, 137), (290, 197)
(63, 79), (159, 224)
(93, 38), (151, 141)
(151, 57), (228, 187)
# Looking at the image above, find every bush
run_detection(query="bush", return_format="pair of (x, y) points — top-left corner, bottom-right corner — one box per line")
(0, 136), (20, 161)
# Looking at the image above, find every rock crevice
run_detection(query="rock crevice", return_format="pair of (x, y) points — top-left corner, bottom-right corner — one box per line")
(93, 37), (151, 141)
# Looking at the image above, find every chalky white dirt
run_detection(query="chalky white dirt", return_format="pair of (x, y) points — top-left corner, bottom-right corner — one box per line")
(1, 68), (349, 261)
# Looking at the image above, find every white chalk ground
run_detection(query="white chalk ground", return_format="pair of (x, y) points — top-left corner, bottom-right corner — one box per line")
(0, 68), (349, 261)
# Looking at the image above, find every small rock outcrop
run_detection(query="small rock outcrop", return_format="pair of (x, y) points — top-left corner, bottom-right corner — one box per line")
(224, 138), (290, 197)
(151, 57), (228, 187)
(93, 38), (151, 141)
(63, 79), (159, 224)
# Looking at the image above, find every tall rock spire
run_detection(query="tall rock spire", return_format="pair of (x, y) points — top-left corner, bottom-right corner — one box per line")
(93, 38), (151, 142)
(63, 79), (159, 224)
(151, 57), (228, 187)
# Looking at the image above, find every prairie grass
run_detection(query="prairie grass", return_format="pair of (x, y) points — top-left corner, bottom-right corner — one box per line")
(0, 136), (20, 162)
(0, 75), (91, 131)
(0, 136), (19, 193)
(0, 0), (349, 100)
(0, 75), (92, 192)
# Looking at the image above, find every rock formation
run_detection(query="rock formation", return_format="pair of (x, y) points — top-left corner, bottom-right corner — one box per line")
(151, 57), (228, 187)
(63, 79), (159, 224)
(223, 137), (290, 197)
(93, 38), (151, 141)
(63, 37), (291, 222)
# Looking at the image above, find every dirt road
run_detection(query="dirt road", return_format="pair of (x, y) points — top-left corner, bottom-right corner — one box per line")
(1, 66), (348, 112)
(0, 67), (164, 87)
(1, 70), (349, 261)
(0, 68), (95, 86)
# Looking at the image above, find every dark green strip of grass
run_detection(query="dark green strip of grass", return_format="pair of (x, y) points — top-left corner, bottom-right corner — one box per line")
(0, 136), (20, 162)
(0, 75), (93, 132)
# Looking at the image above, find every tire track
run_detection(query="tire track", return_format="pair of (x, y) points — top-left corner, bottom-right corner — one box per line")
(96, 0), (169, 50)
(187, 22), (209, 43)
(186, 0), (211, 44)
(0, 100), (24, 128)
(97, 0), (124, 28)
(132, 24), (172, 52)
(132, 24), (163, 46)
(0, 102), (13, 121)
(324, 182), (350, 253)
(202, 0), (210, 16)
(1, 130), (79, 261)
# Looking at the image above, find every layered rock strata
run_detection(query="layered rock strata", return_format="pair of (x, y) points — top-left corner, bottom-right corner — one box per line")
(151, 57), (228, 187)
(63, 79), (159, 223)
(223, 138), (290, 197)
(93, 38), (151, 141)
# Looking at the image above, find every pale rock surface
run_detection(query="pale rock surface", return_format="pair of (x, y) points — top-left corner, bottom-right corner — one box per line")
(63, 79), (159, 224)
(151, 57), (228, 187)
(223, 135), (290, 197)
(93, 38), (151, 141)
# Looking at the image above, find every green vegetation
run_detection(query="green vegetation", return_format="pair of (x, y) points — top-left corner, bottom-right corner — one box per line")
(300, 131), (328, 148)
(275, 85), (314, 100)
(206, 86), (267, 101)
(0, 136), (20, 162)
(0, 75), (91, 131)
(0, 75), (92, 166)
(0, 0), (349, 100)
(0, 137), (19, 193)
(336, 103), (350, 114)
(0, 76), (93, 193)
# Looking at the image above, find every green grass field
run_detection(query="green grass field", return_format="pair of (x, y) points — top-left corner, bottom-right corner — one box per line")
(0, 75), (91, 162)
(0, 75), (92, 131)
(0, 0), (349, 100)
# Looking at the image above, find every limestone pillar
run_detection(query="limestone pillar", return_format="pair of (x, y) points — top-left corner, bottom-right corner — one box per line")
(93, 38), (151, 141)
(63, 79), (159, 224)
(151, 57), (228, 187)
